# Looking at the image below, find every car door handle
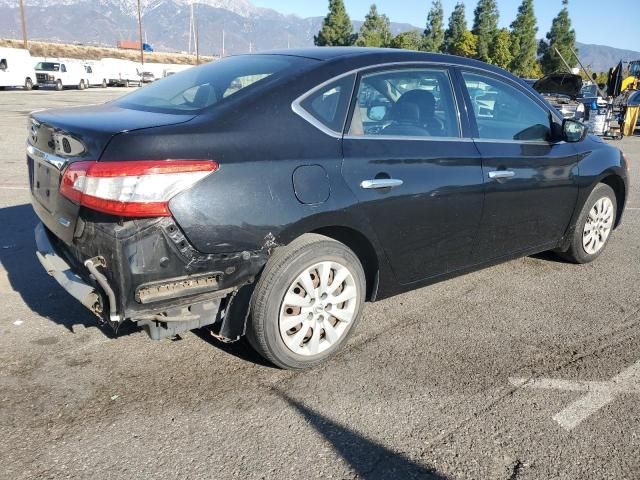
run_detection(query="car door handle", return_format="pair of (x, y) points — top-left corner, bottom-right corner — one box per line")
(360, 179), (404, 190)
(488, 170), (516, 180)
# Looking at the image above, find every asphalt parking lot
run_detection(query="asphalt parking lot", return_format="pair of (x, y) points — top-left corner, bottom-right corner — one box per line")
(1, 89), (639, 480)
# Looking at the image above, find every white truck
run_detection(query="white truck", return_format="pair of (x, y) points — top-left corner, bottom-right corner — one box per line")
(83, 61), (108, 88)
(100, 58), (142, 87)
(35, 59), (88, 90)
(0, 47), (37, 90)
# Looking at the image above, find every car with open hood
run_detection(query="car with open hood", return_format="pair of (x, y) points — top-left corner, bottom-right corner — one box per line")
(533, 72), (585, 120)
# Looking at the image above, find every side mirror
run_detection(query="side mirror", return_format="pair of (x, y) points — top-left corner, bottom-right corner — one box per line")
(367, 105), (388, 122)
(562, 118), (587, 142)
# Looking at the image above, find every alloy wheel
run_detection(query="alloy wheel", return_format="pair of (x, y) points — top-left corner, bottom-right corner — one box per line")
(279, 261), (358, 356)
(582, 196), (614, 255)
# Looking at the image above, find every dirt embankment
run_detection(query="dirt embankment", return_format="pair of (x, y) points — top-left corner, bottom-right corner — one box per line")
(0, 38), (214, 65)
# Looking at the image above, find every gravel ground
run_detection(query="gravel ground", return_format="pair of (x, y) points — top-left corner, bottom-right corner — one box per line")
(0, 89), (639, 480)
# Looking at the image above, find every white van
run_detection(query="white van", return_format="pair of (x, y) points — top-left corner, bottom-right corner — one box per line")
(35, 59), (87, 90)
(163, 64), (194, 78)
(0, 47), (37, 90)
(100, 58), (141, 87)
(83, 61), (108, 88)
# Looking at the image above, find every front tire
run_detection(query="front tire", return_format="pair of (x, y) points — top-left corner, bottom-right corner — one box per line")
(55, 79), (63, 91)
(559, 183), (617, 264)
(247, 234), (366, 369)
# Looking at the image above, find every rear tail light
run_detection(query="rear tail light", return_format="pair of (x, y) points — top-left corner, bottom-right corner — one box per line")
(60, 160), (218, 217)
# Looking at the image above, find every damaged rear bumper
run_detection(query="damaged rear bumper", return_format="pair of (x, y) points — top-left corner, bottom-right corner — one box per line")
(34, 218), (269, 340)
(35, 222), (103, 316)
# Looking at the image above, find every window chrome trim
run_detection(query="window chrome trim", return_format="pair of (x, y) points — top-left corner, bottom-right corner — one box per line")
(343, 134), (473, 142)
(471, 138), (566, 145)
(291, 59), (560, 140)
(292, 60), (463, 138)
(26, 144), (67, 170)
(291, 69), (359, 139)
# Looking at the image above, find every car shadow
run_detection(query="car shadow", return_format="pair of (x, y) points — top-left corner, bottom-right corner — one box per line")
(274, 388), (448, 479)
(0, 203), (139, 337)
(529, 250), (567, 263)
(193, 328), (277, 368)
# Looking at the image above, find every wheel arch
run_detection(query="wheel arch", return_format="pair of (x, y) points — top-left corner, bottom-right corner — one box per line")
(310, 225), (380, 301)
(599, 174), (626, 228)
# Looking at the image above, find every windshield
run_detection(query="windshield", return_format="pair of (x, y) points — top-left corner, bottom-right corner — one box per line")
(580, 84), (598, 97)
(36, 62), (60, 72)
(114, 55), (313, 113)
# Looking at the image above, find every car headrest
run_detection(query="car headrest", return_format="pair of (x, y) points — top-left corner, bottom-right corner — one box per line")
(395, 90), (436, 123)
(393, 101), (422, 124)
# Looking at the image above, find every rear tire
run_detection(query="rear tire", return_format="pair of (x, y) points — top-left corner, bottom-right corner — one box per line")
(101, 79), (107, 88)
(558, 183), (617, 264)
(78, 80), (85, 90)
(24, 77), (33, 90)
(246, 234), (366, 370)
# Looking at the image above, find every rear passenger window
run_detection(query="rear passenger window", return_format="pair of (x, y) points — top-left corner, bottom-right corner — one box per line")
(462, 72), (551, 141)
(299, 75), (356, 133)
(348, 68), (459, 138)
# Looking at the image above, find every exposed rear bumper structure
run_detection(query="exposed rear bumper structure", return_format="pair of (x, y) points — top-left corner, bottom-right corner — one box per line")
(34, 219), (268, 341)
(35, 222), (104, 318)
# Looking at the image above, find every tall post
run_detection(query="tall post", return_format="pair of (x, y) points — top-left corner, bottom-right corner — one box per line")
(19, 0), (28, 49)
(553, 47), (572, 73)
(137, 0), (144, 66)
(188, 2), (194, 55)
(195, 12), (200, 65)
(222, 30), (225, 57)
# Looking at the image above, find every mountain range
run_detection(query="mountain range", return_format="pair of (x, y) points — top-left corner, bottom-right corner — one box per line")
(0, 0), (637, 72)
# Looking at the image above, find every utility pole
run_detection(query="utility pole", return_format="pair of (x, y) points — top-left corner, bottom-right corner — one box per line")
(19, 0), (28, 49)
(195, 11), (200, 65)
(221, 30), (225, 57)
(137, 0), (144, 66)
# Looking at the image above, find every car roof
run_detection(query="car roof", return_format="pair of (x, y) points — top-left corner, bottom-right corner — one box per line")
(256, 47), (519, 80)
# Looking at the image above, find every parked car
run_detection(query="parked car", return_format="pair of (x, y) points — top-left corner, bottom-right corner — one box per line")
(141, 71), (156, 83)
(99, 58), (141, 87)
(0, 47), (37, 90)
(533, 72), (585, 120)
(83, 62), (108, 88)
(35, 59), (87, 90)
(29, 48), (628, 369)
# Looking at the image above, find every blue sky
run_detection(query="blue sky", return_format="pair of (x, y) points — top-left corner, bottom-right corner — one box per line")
(250, 0), (637, 50)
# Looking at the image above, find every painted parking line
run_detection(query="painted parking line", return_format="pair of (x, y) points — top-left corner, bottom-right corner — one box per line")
(509, 359), (640, 431)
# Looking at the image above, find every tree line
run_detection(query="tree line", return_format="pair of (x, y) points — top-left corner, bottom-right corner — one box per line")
(315, 0), (578, 78)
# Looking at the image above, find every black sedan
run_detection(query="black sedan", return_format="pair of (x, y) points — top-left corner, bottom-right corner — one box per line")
(29, 48), (629, 369)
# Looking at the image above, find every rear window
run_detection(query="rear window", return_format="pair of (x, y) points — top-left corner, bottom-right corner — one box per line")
(114, 55), (314, 113)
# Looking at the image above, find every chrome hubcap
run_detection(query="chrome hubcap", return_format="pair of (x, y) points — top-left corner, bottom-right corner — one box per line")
(582, 196), (614, 255)
(279, 261), (358, 356)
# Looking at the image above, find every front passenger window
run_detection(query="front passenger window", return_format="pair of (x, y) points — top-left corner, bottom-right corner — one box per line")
(462, 72), (551, 141)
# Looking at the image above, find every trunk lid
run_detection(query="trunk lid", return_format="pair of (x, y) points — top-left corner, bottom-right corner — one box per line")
(28, 103), (196, 244)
